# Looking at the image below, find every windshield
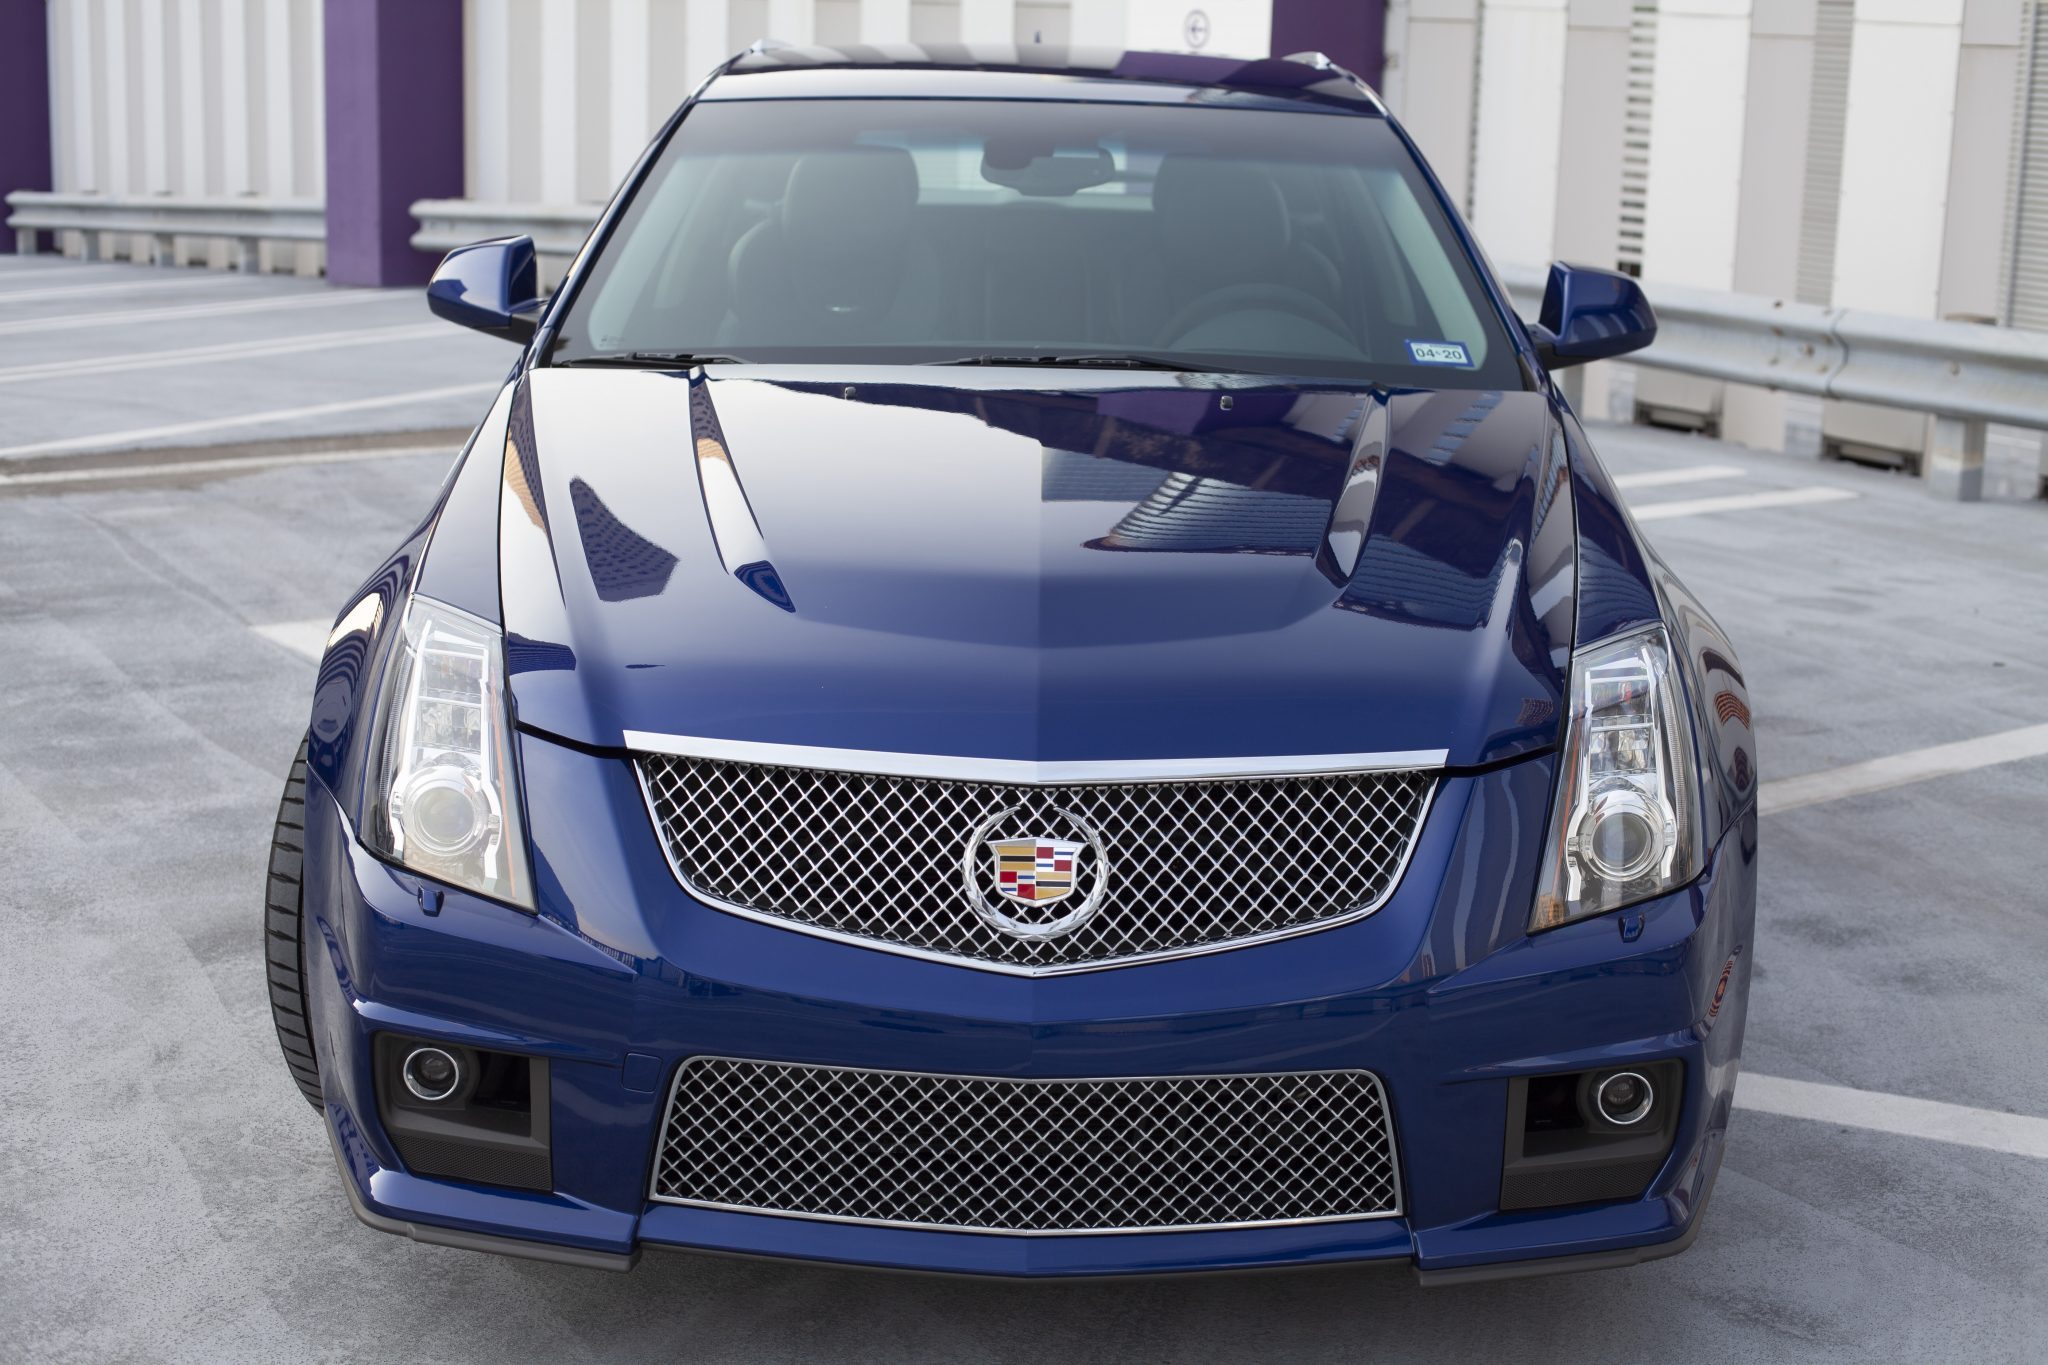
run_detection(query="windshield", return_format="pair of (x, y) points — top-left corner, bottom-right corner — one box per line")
(551, 97), (1522, 387)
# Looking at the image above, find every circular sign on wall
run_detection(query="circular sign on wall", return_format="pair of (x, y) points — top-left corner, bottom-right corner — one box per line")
(1184, 9), (1211, 49)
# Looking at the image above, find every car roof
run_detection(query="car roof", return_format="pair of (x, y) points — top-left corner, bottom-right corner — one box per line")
(704, 42), (1386, 115)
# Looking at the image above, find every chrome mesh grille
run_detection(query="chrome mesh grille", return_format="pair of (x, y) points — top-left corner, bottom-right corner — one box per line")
(636, 755), (1433, 971)
(651, 1059), (1401, 1233)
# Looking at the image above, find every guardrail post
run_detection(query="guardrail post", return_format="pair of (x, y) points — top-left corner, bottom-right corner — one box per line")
(1925, 415), (1987, 502)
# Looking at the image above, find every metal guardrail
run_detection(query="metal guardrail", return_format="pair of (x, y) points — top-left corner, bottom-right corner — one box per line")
(410, 200), (600, 261)
(5, 191), (324, 270)
(1498, 263), (2048, 500)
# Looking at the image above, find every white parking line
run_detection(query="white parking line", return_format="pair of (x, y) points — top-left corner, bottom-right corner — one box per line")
(0, 275), (256, 305)
(1738, 1074), (2048, 1161)
(250, 619), (334, 661)
(1611, 464), (1746, 490)
(1759, 722), (2048, 815)
(0, 322), (447, 385)
(0, 444), (453, 489)
(0, 287), (395, 337)
(0, 381), (497, 459)
(1633, 486), (1858, 521)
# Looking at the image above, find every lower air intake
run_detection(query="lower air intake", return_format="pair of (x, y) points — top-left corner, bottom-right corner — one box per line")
(651, 1057), (1402, 1234)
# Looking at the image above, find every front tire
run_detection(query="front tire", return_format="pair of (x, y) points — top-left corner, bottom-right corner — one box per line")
(264, 739), (324, 1110)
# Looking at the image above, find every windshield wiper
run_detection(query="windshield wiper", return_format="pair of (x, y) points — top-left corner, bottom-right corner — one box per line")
(553, 350), (747, 369)
(927, 353), (1215, 373)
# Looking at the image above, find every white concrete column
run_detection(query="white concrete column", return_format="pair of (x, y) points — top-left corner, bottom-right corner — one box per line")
(683, 0), (731, 87)
(1832, 0), (1965, 320)
(1067, 0), (1128, 47)
(959, 0), (1016, 46)
(1469, 0), (1630, 270)
(1399, 0), (1481, 212)
(609, 0), (652, 183)
(768, 0), (817, 43)
(1939, 1), (2025, 322)
(262, 0), (297, 194)
(468, 0), (512, 203)
(1723, 0), (1819, 450)
(139, 0), (172, 197)
(1637, 0), (1753, 432)
(1829, 0), (2022, 495)
(63, 0), (100, 194)
(539, 0), (581, 203)
(1553, 0), (1631, 265)
(175, 0), (207, 196)
(1471, 1), (1570, 269)
(863, 0), (916, 43)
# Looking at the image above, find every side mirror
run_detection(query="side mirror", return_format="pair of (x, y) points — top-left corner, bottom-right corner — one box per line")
(1525, 262), (1657, 370)
(427, 236), (544, 343)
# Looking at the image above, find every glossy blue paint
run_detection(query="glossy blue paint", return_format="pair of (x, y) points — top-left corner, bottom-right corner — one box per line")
(500, 370), (1570, 769)
(1528, 263), (1659, 370)
(301, 731), (1755, 1275)
(290, 50), (1756, 1280)
(426, 236), (544, 342)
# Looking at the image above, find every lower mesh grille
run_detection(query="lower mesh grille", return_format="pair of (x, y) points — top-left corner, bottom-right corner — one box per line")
(651, 1058), (1402, 1234)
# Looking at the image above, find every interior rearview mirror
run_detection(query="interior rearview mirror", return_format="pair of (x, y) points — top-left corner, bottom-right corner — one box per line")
(1524, 261), (1657, 370)
(427, 236), (544, 343)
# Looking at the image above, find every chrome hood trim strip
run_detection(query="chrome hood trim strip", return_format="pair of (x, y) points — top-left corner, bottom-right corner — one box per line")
(620, 731), (1449, 785)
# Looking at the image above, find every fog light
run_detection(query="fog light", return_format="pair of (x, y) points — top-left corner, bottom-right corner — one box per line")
(402, 1046), (463, 1102)
(1594, 1070), (1654, 1126)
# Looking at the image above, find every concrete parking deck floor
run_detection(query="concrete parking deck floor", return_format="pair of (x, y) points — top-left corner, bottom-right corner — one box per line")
(0, 257), (508, 459)
(3, 257), (2047, 1363)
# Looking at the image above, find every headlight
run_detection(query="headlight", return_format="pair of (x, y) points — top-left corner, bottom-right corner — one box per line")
(1531, 623), (1702, 931)
(361, 595), (532, 909)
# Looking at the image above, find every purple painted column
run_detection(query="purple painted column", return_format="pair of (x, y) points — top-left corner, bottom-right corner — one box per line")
(0, 0), (54, 253)
(323, 0), (466, 286)
(1269, 0), (1386, 88)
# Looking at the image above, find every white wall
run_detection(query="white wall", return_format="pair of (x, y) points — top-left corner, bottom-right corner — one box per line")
(1469, 0), (1570, 265)
(1466, 0), (1631, 268)
(45, 0), (326, 269)
(1641, 0), (1752, 291)
(1831, 0), (1964, 318)
(1124, 0), (1272, 54)
(455, 0), (1316, 210)
(1388, 0), (1481, 211)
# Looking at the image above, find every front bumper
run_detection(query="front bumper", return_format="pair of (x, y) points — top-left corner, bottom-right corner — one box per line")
(302, 732), (1756, 1280)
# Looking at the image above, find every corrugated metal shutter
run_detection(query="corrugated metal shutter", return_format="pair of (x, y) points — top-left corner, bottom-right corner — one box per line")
(1616, 1), (1657, 274)
(2006, 1), (2048, 330)
(1796, 0), (1855, 305)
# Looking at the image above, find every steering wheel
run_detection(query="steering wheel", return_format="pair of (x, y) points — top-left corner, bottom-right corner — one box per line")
(1154, 283), (1356, 353)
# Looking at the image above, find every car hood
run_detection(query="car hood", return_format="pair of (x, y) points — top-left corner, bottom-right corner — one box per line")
(497, 368), (1574, 769)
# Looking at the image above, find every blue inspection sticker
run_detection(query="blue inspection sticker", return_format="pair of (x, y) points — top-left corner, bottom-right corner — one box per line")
(1406, 339), (1474, 367)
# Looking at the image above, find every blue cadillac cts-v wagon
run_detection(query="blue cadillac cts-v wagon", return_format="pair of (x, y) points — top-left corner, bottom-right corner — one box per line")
(266, 44), (1757, 1283)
